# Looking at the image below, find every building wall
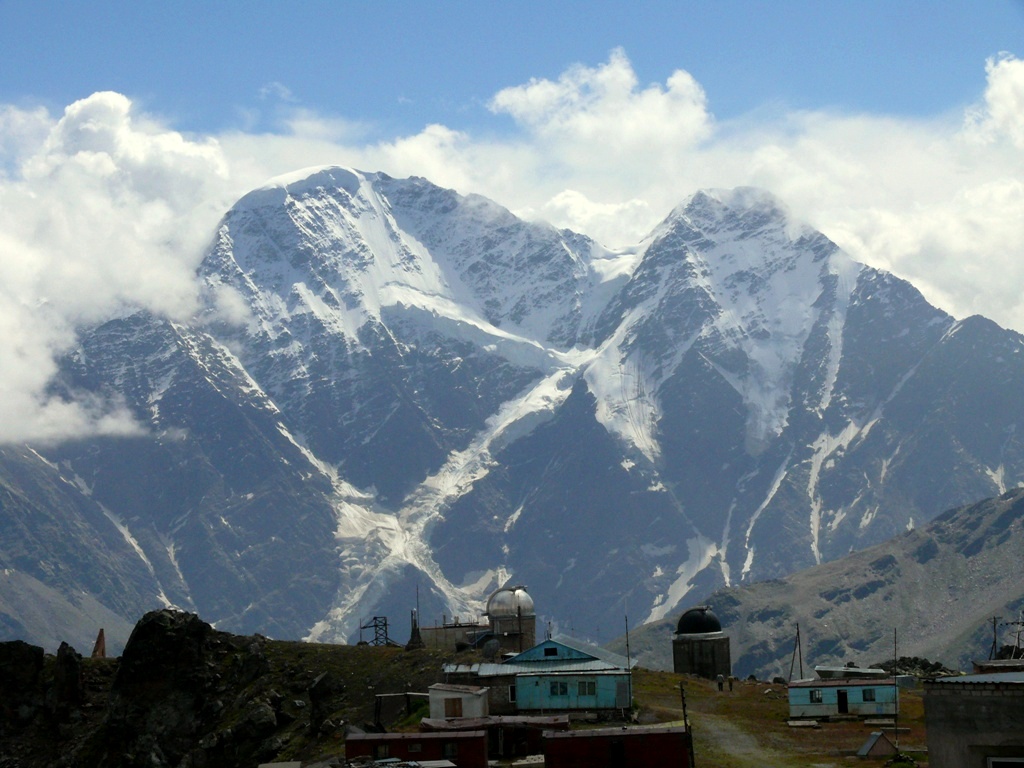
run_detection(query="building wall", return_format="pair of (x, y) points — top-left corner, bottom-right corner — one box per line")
(446, 671), (519, 715)
(924, 681), (1024, 768)
(428, 689), (489, 720)
(421, 623), (487, 650)
(491, 614), (536, 652)
(346, 731), (489, 768)
(544, 727), (692, 768)
(515, 673), (630, 712)
(788, 683), (898, 719)
(672, 634), (731, 679)
(512, 639), (596, 663)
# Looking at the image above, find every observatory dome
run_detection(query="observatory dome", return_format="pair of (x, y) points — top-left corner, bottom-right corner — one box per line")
(676, 606), (723, 635)
(486, 585), (534, 618)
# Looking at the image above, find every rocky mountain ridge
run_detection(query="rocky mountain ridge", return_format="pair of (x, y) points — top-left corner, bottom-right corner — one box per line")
(618, 487), (1024, 679)
(3, 167), (1024, 657)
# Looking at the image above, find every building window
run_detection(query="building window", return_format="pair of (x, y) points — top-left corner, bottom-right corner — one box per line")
(374, 745), (390, 759)
(809, 689), (823, 703)
(509, 685), (517, 703)
(443, 743), (458, 758)
(550, 681), (568, 696)
(544, 646), (558, 657)
(408, 743), (422, 753)
(862, 688), (876, 702)
(578, 680), (596, 696)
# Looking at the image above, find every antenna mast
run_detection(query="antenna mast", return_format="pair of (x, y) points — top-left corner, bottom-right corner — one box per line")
(624, 613), (633, 717)
(990, 615), (1004, 660)
(788, 624), (804, 681)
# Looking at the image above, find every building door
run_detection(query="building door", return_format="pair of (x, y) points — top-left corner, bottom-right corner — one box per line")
(609, 738), (625, 768)
(837, 689), (848, 714)
(615, 680), (629, 708)
(444, 697), (463, 717)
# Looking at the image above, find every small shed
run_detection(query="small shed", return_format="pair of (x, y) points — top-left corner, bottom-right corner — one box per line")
(788, 678), (898, 719)
(857, 731), (898, 758)
(429, 683), (490, 719)
(543, 725), (693, 768)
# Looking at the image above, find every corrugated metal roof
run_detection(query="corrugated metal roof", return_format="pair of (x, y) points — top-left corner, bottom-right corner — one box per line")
(428, 683), (487, 694)
(347, 730), (487, 742)
(443, 663), (510, 676)
(928, 671), (1024, 684)
(789, 678), (896, 688)
(420, 715), (570, 731)
(545, 724), (690, 739)
(444, 659), (627, 676)
(546, 635), (635, 669)
(508, 660), (628, 674)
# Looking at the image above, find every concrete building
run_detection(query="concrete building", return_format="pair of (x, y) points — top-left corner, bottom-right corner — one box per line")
(420, 585), (536, 654)
(924, 671), (1024, 767)
(672, 606), (731, 679)
(428, 683), (489, 719)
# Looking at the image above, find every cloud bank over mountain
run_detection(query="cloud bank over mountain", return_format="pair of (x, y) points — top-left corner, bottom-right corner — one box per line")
(0, 50), (1022, 443)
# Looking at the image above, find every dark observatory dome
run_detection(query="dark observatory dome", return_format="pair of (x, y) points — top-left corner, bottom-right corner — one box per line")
(676, 606), (722, 635)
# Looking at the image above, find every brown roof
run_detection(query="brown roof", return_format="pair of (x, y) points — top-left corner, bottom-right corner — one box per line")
(428, 683), (489, 694)
(421, 715), (570, 731)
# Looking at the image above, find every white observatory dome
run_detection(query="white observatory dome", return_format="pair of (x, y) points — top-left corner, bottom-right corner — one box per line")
(486, 585), (535, 618)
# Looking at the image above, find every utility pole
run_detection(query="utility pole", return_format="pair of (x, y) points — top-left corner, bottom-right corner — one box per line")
(1001, 617), (1024, 659)
(990, 616), (1004, 660)
(893, 627), (899, 753)
(788, 624), (804, 681)
(680, 682), (696, 768)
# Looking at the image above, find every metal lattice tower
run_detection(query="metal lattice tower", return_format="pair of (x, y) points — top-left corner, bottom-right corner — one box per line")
(361, 616), (390, 646)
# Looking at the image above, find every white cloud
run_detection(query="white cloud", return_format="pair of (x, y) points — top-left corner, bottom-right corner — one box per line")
(0, 92), (232, 443)
(1, 50), (1023, 443)
(965, 53), (1024, 148)
(489, 47), (711, 153)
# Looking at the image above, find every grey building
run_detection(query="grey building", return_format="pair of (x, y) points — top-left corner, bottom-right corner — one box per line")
(420, 585), (536, 654)
(672, 606), (731, 679)
(924, 671), (1024, 767)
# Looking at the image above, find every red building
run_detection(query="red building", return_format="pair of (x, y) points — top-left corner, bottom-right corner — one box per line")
(421, 714), (569, 759)
(543, 724), (693, 768)
(345, 730), (488, 768)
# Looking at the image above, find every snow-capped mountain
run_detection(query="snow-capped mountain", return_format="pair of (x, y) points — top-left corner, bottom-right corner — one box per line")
(5, 167), (1024, 653)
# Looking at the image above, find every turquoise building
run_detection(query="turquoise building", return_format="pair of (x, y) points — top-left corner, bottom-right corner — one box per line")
(444, 637), (634, 715)
(788, 678), (898, 719)
(510, 639), (632, 712)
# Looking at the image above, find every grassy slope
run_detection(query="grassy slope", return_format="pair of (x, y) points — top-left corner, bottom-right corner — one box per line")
(632, 667), (928, 768)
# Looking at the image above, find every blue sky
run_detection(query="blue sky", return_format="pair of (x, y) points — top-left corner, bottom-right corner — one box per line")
(0, 2), (1023, 441)
(3, 1), (1023, 134)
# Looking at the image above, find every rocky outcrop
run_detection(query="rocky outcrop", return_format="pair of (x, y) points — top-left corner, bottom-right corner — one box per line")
(0, 639), (45, 729)
(0, 609), (446, 768)
(88, 609), (287, 767)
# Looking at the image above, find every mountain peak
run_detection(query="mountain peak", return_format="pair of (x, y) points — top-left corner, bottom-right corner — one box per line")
(233, 166), (368, 212)
(673, 186), (791, 237)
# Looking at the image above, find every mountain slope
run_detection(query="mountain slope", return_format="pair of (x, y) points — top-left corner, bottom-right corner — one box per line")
(4, 167), (1024, 654)
(618, 487), (1024, 679)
